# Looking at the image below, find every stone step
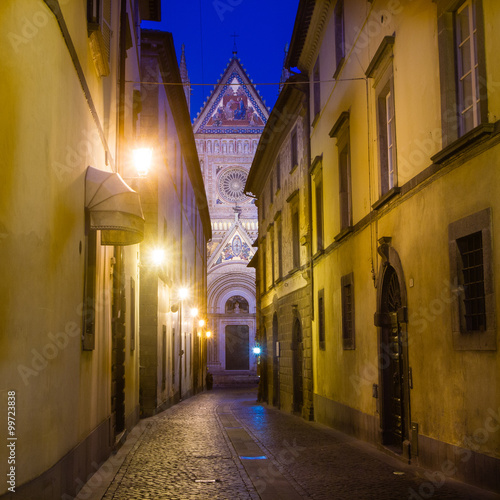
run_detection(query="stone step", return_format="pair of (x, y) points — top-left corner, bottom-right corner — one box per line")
(212, 373), (259, 387)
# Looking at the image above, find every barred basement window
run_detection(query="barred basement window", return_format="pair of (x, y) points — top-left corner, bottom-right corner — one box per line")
(341, 273), (355, 349)
(457, 232), (486, 332)
(318, 289), (325, 350)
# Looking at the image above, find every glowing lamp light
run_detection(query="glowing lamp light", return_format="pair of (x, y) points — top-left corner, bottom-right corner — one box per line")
(178, 287), (189, 300)
(150, 247), (165, 266)
(190, 307), (199, 318)
(253, 346), (261, 355)
(133, 147), (153, 177)
(206, 331), (212, 338)
(198, 319), (206, 328)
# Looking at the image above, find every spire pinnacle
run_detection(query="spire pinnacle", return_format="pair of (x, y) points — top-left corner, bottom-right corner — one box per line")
(231, 32), (239, 57)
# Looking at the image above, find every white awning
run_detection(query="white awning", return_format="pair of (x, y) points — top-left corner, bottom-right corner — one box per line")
(85, 166), (144, 246)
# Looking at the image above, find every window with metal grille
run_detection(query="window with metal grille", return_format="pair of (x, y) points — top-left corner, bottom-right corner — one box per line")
(318, 289), (325, 350)
(457, 231), (486, 332)
(341, 273), (355, 349)
(448, 208), (495, 350)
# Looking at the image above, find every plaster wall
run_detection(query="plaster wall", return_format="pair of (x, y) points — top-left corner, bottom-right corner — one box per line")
(0, 0), (142, 494)
(302, 0), (500, 481)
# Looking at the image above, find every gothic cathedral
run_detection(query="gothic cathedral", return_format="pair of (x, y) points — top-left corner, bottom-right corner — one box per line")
(193, 53), (269, 385)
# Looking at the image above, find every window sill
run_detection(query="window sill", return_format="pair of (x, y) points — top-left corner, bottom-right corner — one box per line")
(288, 266), (301, 277)
(313, 249), (324, 261)
(312, 113), (320, 128)
(333, 57), (345, 80)
(431, 122), (495, 164)
(334, 226), (353, 242)
(372, 186), (400, 211)
(319, 341), (326, 351)
(290, 164), (298, 175)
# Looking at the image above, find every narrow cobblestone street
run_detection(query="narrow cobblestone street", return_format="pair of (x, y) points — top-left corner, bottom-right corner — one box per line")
(78, 388), (500, 500)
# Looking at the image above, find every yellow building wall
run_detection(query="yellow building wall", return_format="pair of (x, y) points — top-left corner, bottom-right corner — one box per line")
(0, 0), (141, 492)
(309, 0), (500, 465)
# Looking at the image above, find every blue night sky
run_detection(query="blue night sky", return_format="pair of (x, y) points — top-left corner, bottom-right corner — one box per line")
(142, 0), (300, 121)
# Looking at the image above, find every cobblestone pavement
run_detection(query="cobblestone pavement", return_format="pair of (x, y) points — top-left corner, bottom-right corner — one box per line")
(82, 388), (500, 500)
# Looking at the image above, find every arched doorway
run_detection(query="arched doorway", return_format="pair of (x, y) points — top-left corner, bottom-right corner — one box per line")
(377, 262), (410, 455)
(272, 313), (280, 408)
(292, 317), (303, 413)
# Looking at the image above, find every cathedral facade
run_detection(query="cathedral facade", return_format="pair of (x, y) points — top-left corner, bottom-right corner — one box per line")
(193, 55), (269, 384)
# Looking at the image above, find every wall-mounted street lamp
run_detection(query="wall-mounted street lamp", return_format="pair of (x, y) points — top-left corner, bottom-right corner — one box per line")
(206, 331), (212, 338)
(150, 247), (166, 267)
(253, 346), (261, 355)
(132, 147), (153, 177)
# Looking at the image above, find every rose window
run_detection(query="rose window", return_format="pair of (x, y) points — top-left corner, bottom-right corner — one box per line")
(217, 168), (248, 203)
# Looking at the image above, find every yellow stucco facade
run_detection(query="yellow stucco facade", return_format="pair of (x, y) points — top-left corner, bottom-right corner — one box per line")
(286, 0), (500, 491)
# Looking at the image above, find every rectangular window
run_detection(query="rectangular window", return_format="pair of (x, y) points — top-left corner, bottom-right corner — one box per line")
(448, 208), (495, 350)
(334, 0), (345, 77)
(313, 58), (321, 118)
(315, 178), (324, 251)
(318, 289), (325, 350)
(341, 273), (355, 349)
(87, 0), (112, 61)
(277, 218), (283, 280)
(377, 79), (397, 195)
(339, 141), (351, 230)
(292, 206), (300, 269)
(262, 242), (267, 292)
(436, 0), (488, 146)
(457, 232), (486, 332)
(291, 128), (298, 170)
(270, 227), (275, 284)
(82, 229), (97, 350)
(456, 0), (480, 135)
(330, 113), (352, 233)
(276, 156), (281, 191)
(270, 174), (274, 204)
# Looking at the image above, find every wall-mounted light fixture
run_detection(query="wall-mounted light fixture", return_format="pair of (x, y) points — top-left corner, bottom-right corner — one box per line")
(132, 147), (153, 177)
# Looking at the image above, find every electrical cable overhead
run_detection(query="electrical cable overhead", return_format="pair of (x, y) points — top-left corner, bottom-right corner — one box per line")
(125, 77), (367, 87)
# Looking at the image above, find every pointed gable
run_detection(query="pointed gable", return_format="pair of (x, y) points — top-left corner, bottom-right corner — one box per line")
(208, 221), (255, 269)
(193, 57), (269, 135)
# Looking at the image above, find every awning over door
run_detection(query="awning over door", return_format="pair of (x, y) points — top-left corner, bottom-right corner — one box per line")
(85, 166), (144, 246)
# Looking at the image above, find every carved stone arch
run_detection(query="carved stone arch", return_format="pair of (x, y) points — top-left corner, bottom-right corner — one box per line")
(374, 238), (411, 459)
(375, 240), (408, 322)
